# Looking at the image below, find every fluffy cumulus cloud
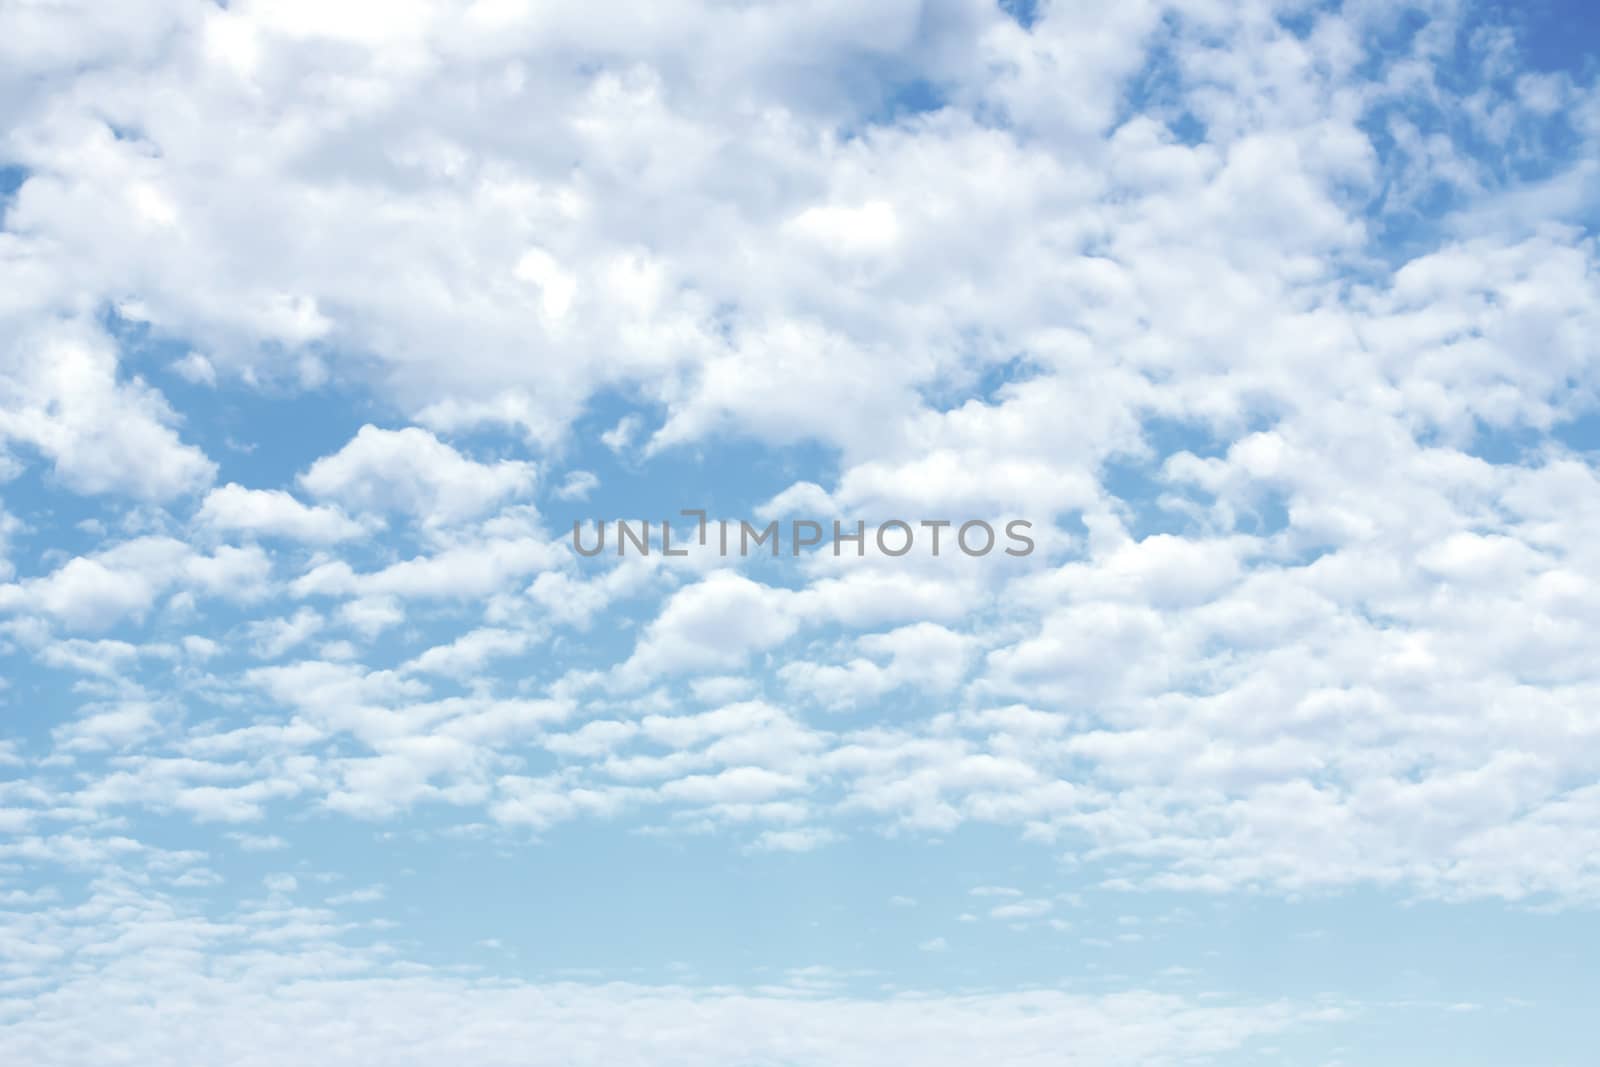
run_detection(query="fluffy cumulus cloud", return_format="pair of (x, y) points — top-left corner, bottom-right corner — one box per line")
(2, 0), (1599, 1061)
(197, 485), (365, 543)
(299, 426), (537, 524)
(0, 323), (215, 499)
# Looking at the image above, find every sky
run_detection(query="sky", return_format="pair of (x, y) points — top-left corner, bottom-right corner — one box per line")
(1, 1), (1599, 1064)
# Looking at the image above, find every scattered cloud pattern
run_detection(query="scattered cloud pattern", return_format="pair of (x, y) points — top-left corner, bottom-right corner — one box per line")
(2, 1), (1598, 1063)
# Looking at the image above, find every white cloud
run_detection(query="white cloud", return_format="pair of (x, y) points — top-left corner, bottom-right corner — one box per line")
(781, 623), (974, 709)
(617, 572), (798, 685)
(247, 608), (325, 660)
(226, 832), (288, 852)
(51, 701), (164, 753)
(553, 469), (599, 501)
(263, 873), (298, 894)
(294, 536), (562, 601)
(402, 628), (534, 678)
(198, 484), (365, 543)
(0, 537), (270, 631)
(659, 766), (806, 805)
(171, 351), (217, 386)
(338, 596), (405, 637)
(785, 199), (901, 257)
(600, 416), (642, 455)
(990, 899), (1053, 923)
(755, 481), (836, 522)
(300, 426), (536, 524)
(751, 827), (838, 852)
(0, 507), (21, 582)
(0, 324), (215, 500)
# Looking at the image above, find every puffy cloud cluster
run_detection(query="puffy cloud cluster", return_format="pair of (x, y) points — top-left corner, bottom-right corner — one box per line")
(0, 0), (1594, 889)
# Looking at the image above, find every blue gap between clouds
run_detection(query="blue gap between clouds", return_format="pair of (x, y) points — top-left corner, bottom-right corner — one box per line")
(1358, 3), (1594, 267)
(547, 388), (840, 587)
(998, 0), (1039, 32)
(0, 164), (27, 227)
(1100, 414), (1292, 540)
(102, 307), (381, 490)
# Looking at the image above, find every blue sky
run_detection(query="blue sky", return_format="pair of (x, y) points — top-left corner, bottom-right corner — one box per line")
(2, 1), (1599, 1064)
